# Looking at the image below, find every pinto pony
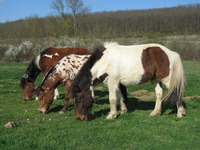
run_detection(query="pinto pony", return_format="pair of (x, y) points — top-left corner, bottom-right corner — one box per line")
(71, 42), (186, 120)
(35, 54), (92, 114)
(19, 47), (92, 100)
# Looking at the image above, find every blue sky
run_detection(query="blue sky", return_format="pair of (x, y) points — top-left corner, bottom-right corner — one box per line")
(0, 0), (200, 23)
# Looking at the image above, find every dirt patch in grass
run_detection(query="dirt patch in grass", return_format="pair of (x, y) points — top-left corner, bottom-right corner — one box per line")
(130, 90), (155, 100)
(183, 95), (200, 100)
(130, 90), (200, 101)
(95, 86), (105, 91)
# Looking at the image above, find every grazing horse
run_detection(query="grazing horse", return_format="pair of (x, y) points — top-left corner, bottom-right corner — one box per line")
(71, 42), (186, 120)
(19, 47), (92, 101)
(35, 54), (92, 114)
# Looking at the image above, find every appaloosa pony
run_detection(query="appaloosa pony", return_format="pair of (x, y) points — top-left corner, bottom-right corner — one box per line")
(35, 54), (91, 114)
(19, 47), (92, 100)
(71, 42), (186, 120)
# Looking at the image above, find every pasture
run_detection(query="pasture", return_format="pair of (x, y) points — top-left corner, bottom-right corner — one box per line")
(0, 61), (200, 149)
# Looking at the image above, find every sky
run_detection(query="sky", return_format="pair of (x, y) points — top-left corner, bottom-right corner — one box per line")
(0, 0), (200, 23)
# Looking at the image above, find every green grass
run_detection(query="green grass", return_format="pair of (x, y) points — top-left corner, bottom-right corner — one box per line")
(0, 61), (200, 150)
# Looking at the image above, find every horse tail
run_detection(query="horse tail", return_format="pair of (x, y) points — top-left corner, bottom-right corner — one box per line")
(162, 52), (185, 106)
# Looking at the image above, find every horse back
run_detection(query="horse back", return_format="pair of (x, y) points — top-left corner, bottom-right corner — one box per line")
(39, 47), (91, 74)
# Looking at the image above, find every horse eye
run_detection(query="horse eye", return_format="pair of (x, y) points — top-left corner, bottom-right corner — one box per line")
(74, 99), (80, 103)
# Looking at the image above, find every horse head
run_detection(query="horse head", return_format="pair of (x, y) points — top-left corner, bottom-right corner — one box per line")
(20, 77), (35, 101)
(35, 86), (54, 114)
(72, 85), (93, 120)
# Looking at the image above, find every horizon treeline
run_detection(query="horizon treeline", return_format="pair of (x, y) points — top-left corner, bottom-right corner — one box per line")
(0, 4), (200, 42)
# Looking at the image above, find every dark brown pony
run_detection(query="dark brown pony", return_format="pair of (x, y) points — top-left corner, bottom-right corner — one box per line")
(19, 47), (92, 100)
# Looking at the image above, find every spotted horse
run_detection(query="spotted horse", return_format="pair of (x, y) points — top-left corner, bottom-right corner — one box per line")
(35, 54), (91, 114)
(19, 47), (92, 101)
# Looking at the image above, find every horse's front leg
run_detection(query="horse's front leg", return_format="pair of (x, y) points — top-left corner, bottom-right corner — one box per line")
(106, 82), (119, 119)
(90, 86), (95, 98)
(53, 88), (59, 100)
(59, 98), (70, 114)
(59, 83), (70, 114)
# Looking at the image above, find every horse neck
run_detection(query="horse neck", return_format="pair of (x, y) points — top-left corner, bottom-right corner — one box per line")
(43, 80), (59, 93)
(41, 72), (61, 91)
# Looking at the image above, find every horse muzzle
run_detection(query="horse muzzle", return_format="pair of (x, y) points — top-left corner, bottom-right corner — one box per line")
(75, 114), (88, 121)
(39, 109), (47, 114)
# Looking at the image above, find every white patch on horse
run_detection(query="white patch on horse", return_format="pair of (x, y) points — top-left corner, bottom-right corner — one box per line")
(43, 54), (53, 59)
(91, 43), (146, 86)
(54, 53), (59, 56)
(22, 73), (29, 79)
(35, 54), (41, 70)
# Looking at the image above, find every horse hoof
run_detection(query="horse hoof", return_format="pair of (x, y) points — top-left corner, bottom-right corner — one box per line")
(106, 113), (117, 120)
(120, 109), (127, 114)
(59, 111), (65, 114)
(177, 113), (186, 118)
(149, 111), (161, 117)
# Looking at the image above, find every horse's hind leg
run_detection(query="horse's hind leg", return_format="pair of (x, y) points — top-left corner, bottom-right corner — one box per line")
(53, 88), (59, 100)
(150, 79), (163, 116)
(119, 84), (128, 114)
(90, 86), (95, 98)
(177, 101), (186, 118)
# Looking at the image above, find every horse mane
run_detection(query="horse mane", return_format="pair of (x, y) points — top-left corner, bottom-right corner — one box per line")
(71, 45), (106, 94)
(40, 62), (58, 86)
(19, 48), (52, 87)
(40, 47), (53, 56)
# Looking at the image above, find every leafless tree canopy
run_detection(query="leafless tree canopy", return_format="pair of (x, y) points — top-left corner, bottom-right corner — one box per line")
(51, 0), (90, 36)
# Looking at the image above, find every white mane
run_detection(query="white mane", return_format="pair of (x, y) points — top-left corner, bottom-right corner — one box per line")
(103, 41), (119, 49)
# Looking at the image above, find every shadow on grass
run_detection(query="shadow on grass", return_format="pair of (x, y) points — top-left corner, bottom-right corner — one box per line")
(126, 97), (155, 112)
(47, 90), (186, 119)
(91, 90), (187, 120)
(89, 90), (157, 120)
(48, 104), (74, 113)
(89, 97), (156, 120)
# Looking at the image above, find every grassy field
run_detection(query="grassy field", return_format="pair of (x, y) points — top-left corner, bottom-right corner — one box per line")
(0, 61), (200, 150)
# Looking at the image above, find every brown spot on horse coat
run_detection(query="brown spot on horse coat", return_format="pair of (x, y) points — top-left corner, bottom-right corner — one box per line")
(140, 47), (170, 83)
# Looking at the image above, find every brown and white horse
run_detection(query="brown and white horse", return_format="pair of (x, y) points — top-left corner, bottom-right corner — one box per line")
(35, 54), (92, 114)
(19, 47), (92, 101)
(71, 42), (186, 120)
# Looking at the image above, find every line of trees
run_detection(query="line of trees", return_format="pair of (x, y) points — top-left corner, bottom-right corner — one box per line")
(0, 4), (200, 42)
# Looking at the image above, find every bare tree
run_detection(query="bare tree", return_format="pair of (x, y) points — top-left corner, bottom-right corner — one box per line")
(51, 0), (90, 36)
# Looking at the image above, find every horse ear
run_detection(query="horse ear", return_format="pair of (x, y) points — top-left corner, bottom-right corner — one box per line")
(19, 78), (27, 87)
(73, 85), (81, 93)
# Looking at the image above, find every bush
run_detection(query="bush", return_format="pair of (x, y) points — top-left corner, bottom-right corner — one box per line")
(1, 37), (104, 62)
(3, 40), (36, 62)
